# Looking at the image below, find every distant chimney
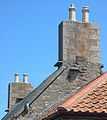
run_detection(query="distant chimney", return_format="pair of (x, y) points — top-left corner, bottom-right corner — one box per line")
(82, 6), (89, 23)
(23, 73), (29, 83)
(14, 73), (20, 82)
(69, 4), (76, 21)
(8, 73), (33, 111)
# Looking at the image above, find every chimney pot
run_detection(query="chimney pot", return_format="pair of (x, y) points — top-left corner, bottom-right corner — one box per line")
(23, 73), (29, 83)
(69, 4), (76, 21)
(82, 6), (89, 23)
(14, 73), (20, 82)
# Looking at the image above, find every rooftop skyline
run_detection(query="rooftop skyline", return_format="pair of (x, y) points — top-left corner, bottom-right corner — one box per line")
(0, 0), (107, 119)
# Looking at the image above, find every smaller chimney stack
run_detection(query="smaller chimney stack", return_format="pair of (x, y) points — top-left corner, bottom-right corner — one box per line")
(82, 6), (89, 23)
(69, 4), (76, 21)
(23, 73), (29, 83)
(14, 73), (20, 82)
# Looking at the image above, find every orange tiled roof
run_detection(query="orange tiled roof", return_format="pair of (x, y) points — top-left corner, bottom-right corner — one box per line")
(59, 73), (107, 113)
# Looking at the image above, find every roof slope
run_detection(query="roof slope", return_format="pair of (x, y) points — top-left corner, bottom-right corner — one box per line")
(2, 62), (102, 120)
(2, 66), (67, 120)
(60, 73), (107, 113)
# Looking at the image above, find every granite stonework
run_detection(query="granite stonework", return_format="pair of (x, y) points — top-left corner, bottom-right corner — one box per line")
(2, 5), (103, 120)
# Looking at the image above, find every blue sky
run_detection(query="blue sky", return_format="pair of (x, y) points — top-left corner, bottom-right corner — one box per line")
(0, 0), (107, 119)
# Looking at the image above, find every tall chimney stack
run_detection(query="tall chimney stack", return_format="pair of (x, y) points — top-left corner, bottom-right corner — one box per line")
(23, 73), (29, 83)
(82, 6), (89, 23)
(69, 4), (76, 21)
(14, 73), (20, 82)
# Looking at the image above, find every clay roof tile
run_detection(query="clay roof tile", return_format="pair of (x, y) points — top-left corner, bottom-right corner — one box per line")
(59, 73), (107, 113)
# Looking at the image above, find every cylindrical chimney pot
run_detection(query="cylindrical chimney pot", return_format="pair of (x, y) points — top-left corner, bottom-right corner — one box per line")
(82, 6), (89, 23)
(23, 73), (29, 83)
(69, 4), (76, 21)
(14, 73), (20, 82)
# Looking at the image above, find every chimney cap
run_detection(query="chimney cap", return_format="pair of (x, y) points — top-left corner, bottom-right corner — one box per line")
(23, 73), (29, 76)
(15, 73), (19, 76)
(69, 4), (76, 9)
(82, 6), (89, 12)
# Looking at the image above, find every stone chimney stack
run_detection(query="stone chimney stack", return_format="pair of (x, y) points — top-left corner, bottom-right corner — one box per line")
(58, 4), (101, 82)
(23, 73), (29, 83)
(82, 6), (89, 23)
(69, 4), (76, 21)
(7, 73), (33, 112)
(14, 73), (20, 82)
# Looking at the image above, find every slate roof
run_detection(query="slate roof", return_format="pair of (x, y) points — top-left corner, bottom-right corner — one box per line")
(60, 73), (107, 113)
